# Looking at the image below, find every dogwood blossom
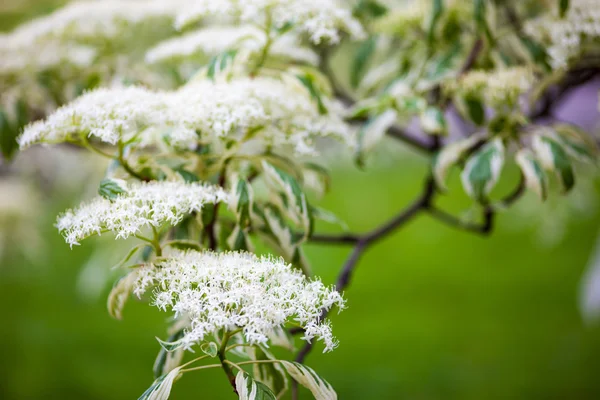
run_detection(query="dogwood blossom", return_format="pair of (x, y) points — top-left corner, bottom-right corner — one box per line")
(3, 0), (182, 47)
(57, 181), (229, 246)
(19, 77), (353, 155)
(175, 0), (365, 44)
(134, 250), (345, 351)
(446, 67), (534, 108)
(525, 0), (600, 69)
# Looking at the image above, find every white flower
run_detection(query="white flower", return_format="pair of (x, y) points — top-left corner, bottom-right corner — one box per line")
(19, 77), (353, 156)
(134, 250), (345, 352)
(146, 25), (319, 66)
(175, 0), (365, 44)
(524, 0), (600, 69)
(447, 67), (534, 108)
(2, 0), (183, 47)
(56, 181), (229, 247)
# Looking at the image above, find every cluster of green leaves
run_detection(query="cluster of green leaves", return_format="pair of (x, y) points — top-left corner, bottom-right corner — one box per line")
(347, 0), (598, 205)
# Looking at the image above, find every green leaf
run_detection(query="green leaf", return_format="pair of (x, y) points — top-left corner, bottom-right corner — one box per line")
(515, 149), (548, 201)
(461, 139), (505, 202)
(98, 178), (127, 201)
(206, 49), (237, 80)
(232, 179), (253, 226)
(350, 36), (377, 88)
(353, 0), (388, 18)
(112, 244), (144, 270)
(420, 106), (447, 135)
(235, 371), (277, 400)
(355, 109), (397, 168)
(432, 135), (484, 191)
(428, 42), (463, 81)
(227, 225), (251, 251)
(175, 168), (200, 183)
(153, 330), (185, 378)
(462, 95), (485, 126)
(311, 206), (349, 230)
(295, 74), (328, 114)
(262, 161), (313, 237)
(200, 342), (218, 358)
(280, 361), (337, 400)
(518, 35), (551, 71)
(107, 271), (138, 320)
(559, 0), (570, 18)
(553, 124), (597, 163)
(156, 335), (186, 352)
(138, 367), (182, 400)
(166, 240), (202, 251)
(0, 107), (19, 160)
(532, 135), (575, 192)
(474, 0), (493, 43)
(427, 0), (444, 47)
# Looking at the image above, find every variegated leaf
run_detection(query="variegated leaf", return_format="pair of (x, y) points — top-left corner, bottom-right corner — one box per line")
(107, 270), (138, 320)
(280, 361), (337, 400)
(261, 161), (312, 237)
(433, 135), (483, 191)
(153, 330), (186, 378)
(356, 109), (397, 166)
(138, 367), (182, 400)
(235, 371), (277, 400)
(420, 106), (447, 135)
(532, 134), (575, 192)
(553, 124), (597, 163)
(248, 346), (289, 398)
(515, 149), (548, 201)
(460, 139), (505, 202)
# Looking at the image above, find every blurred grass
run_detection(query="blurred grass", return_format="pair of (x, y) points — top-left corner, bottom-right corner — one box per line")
(2, 2), (600, 399)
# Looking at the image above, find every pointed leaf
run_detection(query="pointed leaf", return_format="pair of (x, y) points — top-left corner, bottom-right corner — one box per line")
(107, 270), (138, 320)
(235, 371), (277, 400)
(461, 139), (505, 202)
(515, 149), (548, 201)
(350, 36), (377, 88)
(355, 109), (397, 167)
(532, 135), (575, 192)
(98, 178), (127, 201)
(433, 135), (483, 191)
(280, 361), (337, 400)
(138, 367), (182, 400)
(153, 330), (186, 378)
(559, 0), (570, 18)
(420, 106), (447, 135)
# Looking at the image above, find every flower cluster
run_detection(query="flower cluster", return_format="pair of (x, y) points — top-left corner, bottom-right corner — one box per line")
(525, 0), (600, 69)
(446, 67), (535, 109)
(57, 181), (229, 246)
(19, 76), (353, 155)
(146, 25), (319, 67)
(3, 0), (181, 46)
(175, 0), (365, 44)
(134, 250), (345, 351)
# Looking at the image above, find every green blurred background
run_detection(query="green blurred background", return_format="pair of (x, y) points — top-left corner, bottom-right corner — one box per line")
(3, 2), (600, 400)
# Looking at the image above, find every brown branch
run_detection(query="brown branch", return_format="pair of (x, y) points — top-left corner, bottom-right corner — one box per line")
(206, 168), (227, 250)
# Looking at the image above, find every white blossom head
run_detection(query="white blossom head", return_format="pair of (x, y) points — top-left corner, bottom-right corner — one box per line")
(134, 250), (345, 352)
(19, 76), (353, 156)
(175, 0), (365, 44)
(56, 181), (229, 246)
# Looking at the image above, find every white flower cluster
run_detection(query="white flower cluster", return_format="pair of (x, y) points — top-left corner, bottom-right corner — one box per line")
(448, 67), (534, 108)
(134, 250), (345, 351)
(525, 0), (600, 69)
(175, 0), (365, 44)
(57, 181), (229, 247)
(146, 25), (319, 66)
(4, 0), (181, 46)
(19, 77), (353, 155)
